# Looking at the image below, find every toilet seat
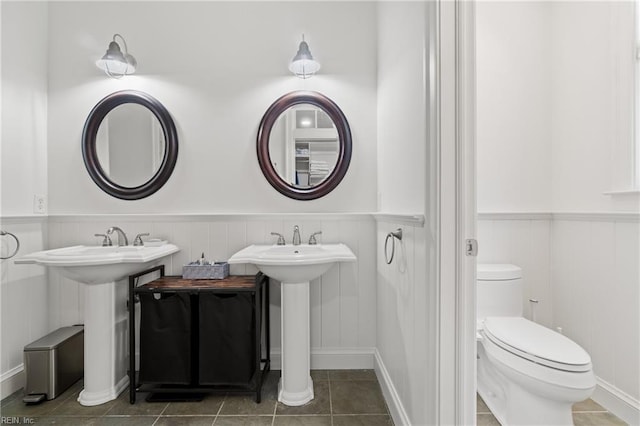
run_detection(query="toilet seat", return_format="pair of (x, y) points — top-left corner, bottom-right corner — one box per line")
(483, 317), (592, 373)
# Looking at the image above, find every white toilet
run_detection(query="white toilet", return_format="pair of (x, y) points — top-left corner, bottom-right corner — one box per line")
(477, 264), (596, 425)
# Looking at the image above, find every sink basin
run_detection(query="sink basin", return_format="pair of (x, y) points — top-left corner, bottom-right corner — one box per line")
(228, 243), (356, 282)
(15, 242), (179, 407)
(229, 242), (356, 407)
(15, 244), (179, 284)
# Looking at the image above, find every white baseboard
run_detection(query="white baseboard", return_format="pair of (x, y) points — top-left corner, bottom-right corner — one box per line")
(374, 349), (411, 426)
(269, 347), (375, 370)
(592, 377), (640, 425)
(1, 365), (25, 401)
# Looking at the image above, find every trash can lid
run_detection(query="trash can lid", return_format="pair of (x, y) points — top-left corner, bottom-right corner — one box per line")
(24, 326), (84, 351)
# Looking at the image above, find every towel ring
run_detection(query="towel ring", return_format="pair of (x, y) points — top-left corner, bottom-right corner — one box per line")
(0, 230), (20, 260)
(384, 228), (403, 265)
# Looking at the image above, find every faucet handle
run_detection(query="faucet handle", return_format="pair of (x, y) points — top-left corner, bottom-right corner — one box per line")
(308, 231), (322, 245)
(94, 233), (112, 247)
(270, 232), (286, 246)
(133, 233), (150, 246)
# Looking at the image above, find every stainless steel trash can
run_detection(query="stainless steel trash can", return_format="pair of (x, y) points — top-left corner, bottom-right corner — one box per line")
(23, 326), (84, 403)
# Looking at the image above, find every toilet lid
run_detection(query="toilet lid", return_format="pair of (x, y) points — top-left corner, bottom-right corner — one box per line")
(483, 317), (592, 372)
(477, 264), (522, 280)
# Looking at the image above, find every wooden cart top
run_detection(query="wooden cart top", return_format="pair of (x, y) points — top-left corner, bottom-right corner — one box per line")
(136, 275), (262, 291)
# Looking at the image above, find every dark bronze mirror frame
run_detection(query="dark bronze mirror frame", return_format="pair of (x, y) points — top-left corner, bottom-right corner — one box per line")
(257, 91), (352, 200)
(82, 90), (178, 200)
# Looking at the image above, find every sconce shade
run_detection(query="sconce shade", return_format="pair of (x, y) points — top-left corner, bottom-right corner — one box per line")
(289, 38), (320, 79)
(96, 35), (137, 78)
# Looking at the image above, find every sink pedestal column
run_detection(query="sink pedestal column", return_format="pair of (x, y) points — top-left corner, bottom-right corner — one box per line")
(78, 281), (129, 406)
(278, 281), (314, 406)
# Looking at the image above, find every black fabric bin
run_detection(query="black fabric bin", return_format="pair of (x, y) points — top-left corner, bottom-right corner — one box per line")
(198, 292), (256, 385)
(139, 292), (191, 384)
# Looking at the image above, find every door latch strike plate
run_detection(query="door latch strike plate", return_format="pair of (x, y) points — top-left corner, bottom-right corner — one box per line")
(466, 239), (478, 256)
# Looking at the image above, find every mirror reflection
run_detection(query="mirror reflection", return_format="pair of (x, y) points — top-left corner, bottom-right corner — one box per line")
(268, 104), (339, 188)
(95, 104), (165, 187)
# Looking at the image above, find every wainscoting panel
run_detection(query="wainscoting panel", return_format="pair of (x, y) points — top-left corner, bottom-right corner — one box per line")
(0, 217), (49, 399)
(552, 218), (640, 410)
(375, 219), (437, 426)
(47, 214), (378, 369)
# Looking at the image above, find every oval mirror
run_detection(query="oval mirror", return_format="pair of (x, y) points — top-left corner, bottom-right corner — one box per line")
(257, 91), (352, 200)
(82, 90), (178, 200)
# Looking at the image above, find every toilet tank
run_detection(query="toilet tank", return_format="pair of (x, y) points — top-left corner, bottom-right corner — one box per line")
(477, 264), (523, 321)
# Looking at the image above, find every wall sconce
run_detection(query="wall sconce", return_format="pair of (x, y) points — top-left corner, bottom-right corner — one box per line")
(95, 34), (137, 78)
(289, 35), (320, 79)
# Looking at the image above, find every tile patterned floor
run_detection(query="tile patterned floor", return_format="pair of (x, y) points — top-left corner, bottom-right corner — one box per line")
(477, 393), (628, 426)
(1, 370), (630, 425)
(0, 370), (393, 426)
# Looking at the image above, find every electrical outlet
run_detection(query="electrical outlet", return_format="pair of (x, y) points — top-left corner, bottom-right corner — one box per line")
(33, 194), (46, 214)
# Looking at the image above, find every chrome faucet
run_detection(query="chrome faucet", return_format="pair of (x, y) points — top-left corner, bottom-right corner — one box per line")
(270, 232), (286, 245)
(292, 225), (301, 246)
(133, 233), (149, 246)
(106, 226), (128, 246)
(94, 233), (112, 247)
(308, 231), (322, 245)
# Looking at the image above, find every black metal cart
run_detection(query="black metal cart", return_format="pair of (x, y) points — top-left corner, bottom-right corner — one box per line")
(128, 266), (270, 404)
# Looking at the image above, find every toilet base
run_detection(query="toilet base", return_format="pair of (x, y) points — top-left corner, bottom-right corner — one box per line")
(477, 340), (595, 426)
(478, 380), (573, 426)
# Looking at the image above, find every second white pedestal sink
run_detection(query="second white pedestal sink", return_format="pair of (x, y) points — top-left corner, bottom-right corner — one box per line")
(228, 243), (356, 406)
(16, 243), (179, 406)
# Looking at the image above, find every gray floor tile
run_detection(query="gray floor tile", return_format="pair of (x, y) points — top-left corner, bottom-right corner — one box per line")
(0, 389), (23, 406)
(476, 394), (491, 414)
(214, 416), (273, 426)
(476, 393), (627, 426)
(310, 370), (329, 382)
(105, 392), (168, 416)
(573, 398), (607, 412)
(328, 370), (377, 381)
(162, 394), (225, 416)
(276, 381), (330, 415)
(333, 414), (394, 425)
(48, 394), (116, 417)
(476, 413), (501, 426)
(573, 412), (628, 426)
(331, 380), (388, 415)
(218, 394), (277, 416)
(155, 416), (216, 426)
(91, 417), (158, 425)
(1, 394), (71, 417)
(273, 415), (332, 426)
(32, 417), (101, 425)
(261, 370), (281, 401)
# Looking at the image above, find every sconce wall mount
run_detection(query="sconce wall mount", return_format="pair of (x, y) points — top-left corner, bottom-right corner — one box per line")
(289, 35), (320, 79)
(96, 34), (137, 78)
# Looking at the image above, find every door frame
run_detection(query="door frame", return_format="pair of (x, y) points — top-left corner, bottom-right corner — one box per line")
(436, 0), (477, 424)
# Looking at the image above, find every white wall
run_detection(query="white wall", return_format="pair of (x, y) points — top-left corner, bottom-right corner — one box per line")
(0, 0), (385, 401)
(376, 1), (426, 214)
(477, 214), (553, 327)
(1, 1), (49, 215)
(548, 3), (640, 421)
(476, 1), (552, 213)
(551, 1), (639, 213)
(375, 3), (437, 425)
(0, 2), (51, 398)
(477, 2), (640, 422)
(39, 1), (381, 394)
(46, 1), (377, 214)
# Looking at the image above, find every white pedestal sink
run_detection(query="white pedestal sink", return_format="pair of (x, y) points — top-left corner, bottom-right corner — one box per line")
(228, 243), (356, 406)
(16, 244), (179, 406)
